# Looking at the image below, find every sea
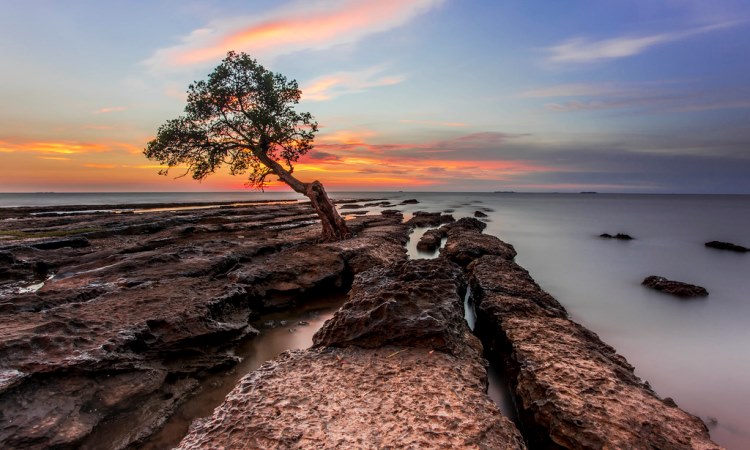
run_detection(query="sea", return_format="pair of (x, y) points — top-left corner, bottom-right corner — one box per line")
(2, 191), (749, 448)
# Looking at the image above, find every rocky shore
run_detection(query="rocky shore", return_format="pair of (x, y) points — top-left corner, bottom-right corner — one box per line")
(0, 201), (722, 449)
(0, 200), (406, 449)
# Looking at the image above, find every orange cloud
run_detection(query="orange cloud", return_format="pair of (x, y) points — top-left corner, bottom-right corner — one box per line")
(0, 138), (144, 156)
(303, 68), (404, 101)
(84, 163), (118, 169)
(146, 0), (445, 71)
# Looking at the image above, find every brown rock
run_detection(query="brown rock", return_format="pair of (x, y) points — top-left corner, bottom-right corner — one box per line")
(405, 211), (455, 227)
(313, 259), (469, 357)
(177, 347), (525, 450)
(416, 228), (445, 252)
(469, 254), (721, 449)
(440, 218), (516, 267)
(642, 276), (709, 298)
(178, 256), (524, 449)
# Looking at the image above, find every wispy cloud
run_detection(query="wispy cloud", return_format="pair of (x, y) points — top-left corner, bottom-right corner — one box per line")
(302, 67), (404, 101)
(145, 0), (444, 72)
(0, 139), (141, 155)
(95, 106), (127, 114)
(545, 21), (740, 64)
(399, 119), (467, 127)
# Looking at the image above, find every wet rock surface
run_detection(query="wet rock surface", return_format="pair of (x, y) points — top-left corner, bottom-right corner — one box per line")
(705, 240), (748, 253)
(459, 234), (720, 448)
(0, 200), (408, 449)
(178, 258), (525, 449)
(642, 275), (709, 298)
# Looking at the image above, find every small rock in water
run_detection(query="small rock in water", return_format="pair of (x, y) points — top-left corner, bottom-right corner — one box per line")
(400, 199), (419, 205)
(600, 233), (634, 240)
(642, 276), (708, 298)
(288, 328), (297, 333)
(705, 240), (748, 253)
(474, 211), (488, 218)
(297, 321), (309, 326)
(278, 320), (288, 327)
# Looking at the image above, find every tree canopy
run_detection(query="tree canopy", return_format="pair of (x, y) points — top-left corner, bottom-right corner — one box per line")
(145, 51), (350, 241)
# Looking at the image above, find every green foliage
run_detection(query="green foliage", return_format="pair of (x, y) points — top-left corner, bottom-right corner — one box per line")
(145, 51), (318, 189)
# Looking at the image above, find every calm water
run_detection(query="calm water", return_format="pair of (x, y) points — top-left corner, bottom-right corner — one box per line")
(4, 191), (749, 448)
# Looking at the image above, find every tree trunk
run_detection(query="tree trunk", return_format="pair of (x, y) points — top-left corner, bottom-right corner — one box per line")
(305, 180), (351, 242)
(253, 149), (350, 241)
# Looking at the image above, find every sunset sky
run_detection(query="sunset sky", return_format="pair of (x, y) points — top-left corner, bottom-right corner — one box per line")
(1, 0), (749, 193)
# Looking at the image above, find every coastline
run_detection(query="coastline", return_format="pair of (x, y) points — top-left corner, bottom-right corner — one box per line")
(0, 198), (731, 448)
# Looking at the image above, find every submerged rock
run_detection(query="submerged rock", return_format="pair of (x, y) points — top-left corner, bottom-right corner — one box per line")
(642, 276), (709, 298)
(400, 199), (419, 205)
(474, 210), (488, 218)
(705, 240), (748, 253)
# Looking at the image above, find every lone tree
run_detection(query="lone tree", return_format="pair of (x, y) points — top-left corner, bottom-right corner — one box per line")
(145, 51), (350, 241)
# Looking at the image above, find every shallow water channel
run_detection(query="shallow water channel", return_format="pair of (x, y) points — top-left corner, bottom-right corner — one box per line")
(140, 292), (347, 449)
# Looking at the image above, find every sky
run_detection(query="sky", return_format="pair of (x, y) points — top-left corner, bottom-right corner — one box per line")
(1, 0), (749, 193)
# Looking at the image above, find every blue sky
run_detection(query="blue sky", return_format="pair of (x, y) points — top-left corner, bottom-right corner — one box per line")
(1, 0), (749, 192)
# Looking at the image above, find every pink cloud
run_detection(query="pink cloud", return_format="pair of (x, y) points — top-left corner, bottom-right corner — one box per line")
(145, 0), (444, 71)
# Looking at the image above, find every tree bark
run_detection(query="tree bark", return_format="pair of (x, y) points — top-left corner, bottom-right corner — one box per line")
(254, 149), (350, 241)
(305, 180), (351, 241)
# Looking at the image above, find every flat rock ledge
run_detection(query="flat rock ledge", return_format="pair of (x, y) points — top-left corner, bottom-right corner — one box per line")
(177, 258), (525, 449)
(468, 251), (721, 448)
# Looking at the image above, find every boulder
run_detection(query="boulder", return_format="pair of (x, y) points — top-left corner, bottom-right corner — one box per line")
(642, 276), (709, 298)
(474, 210), (488, 218)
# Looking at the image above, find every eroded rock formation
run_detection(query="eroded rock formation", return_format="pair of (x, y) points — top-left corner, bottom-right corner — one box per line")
(177, 258), (525, 449)
(0, 201), (408, 449)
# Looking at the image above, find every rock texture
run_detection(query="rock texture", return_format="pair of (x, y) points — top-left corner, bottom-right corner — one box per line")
(642, 275), (709, 298)
(416, 228), (445, 252)
(705, 240), (748, 253)
(0, 201), (408, 449)
(405, 211), (455, 228)
(440, 218), (517, 267)
(464, 247), (720, 448)
(177, 258), (525, 449)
